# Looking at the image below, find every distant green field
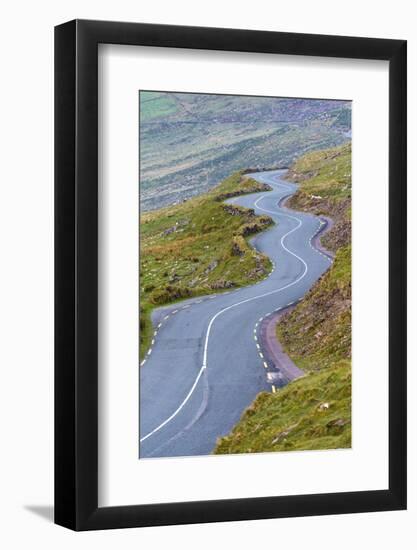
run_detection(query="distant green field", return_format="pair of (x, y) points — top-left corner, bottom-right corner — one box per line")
(140, 91), (179, 122)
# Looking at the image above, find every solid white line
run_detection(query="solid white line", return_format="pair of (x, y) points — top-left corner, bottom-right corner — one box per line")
(140, 182), (309, 444)
(139, 365), (206, 443)
(201, 203), (307, 371)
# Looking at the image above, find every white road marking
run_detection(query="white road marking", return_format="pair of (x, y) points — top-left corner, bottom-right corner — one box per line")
(263, 362), (268, 369)
(140, 180), (316, 444)
(140, 364), (207, 443)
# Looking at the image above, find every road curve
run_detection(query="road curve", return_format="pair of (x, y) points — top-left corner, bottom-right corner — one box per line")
(139, 170), (332, 458)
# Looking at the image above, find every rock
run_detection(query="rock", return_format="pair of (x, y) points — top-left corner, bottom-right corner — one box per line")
(209, 279), (235, 290)
(163, 225), (177, 236)
(271, 423), (298, 444)
(222, 204), (251, 217)
(204, 260), (218, 274)
(169, 273), (180, 283)
(247, 267), (266, 280)
(326, 418), (348, 428)
(318, 402), (330, 411)
(231, 241), (245, 256)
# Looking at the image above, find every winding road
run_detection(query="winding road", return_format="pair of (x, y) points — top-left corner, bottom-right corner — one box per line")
(139, 170), (333, 458)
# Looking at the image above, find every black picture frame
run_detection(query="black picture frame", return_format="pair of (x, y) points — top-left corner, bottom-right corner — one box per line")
(55, 19), (407, 531)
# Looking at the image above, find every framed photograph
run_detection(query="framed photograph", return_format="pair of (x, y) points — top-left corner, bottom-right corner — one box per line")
(55, 19), (406, 530)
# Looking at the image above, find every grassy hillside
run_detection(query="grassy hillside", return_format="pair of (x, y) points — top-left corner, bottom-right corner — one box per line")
(140, 172), (274, 360)
(215, 144), (351, 455)
(215, 362), (351, 453)
(140, 92), (351, 210)
(285, 142), (351, 252)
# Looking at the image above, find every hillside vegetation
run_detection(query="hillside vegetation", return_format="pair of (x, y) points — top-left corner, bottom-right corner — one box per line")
(140, 172), (274, 359)
(215, 143), (351, 454)
(285, 142), (351, 252)
(140, 92), (351, 210)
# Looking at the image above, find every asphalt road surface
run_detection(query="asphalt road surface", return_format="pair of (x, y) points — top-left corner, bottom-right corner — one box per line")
(139, 170), (332, 458)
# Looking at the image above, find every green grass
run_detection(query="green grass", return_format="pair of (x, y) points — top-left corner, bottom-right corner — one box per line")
(215, 361), (351, 454)
(140, 91), (179, 122)
(215, 144), (352, 454)
(286, 142), (351, 201)
(285, 142), (352, 252)
(140, 172), (274, 360)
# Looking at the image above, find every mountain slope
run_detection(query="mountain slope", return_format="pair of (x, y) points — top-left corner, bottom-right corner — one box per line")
(140, 92), (351, 210)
